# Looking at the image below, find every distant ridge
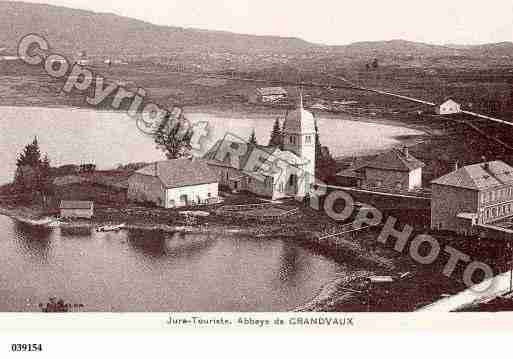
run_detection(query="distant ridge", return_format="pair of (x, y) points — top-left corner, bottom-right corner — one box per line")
(0, 1), (317, 56)
(0, 2), (512, 60)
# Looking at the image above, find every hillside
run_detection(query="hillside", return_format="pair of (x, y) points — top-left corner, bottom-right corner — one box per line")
(0, 1), (512, 65)
(332, 40), (464, 58)
(0, 1), (317, 57)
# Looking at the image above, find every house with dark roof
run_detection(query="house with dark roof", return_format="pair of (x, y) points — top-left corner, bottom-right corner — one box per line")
(431, 160), (513, 235)
(256, 86), (288, 103)
(337, 147), (425, 191)
(127, 158), (219, 208)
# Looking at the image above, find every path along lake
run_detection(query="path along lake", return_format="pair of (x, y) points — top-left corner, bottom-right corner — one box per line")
(0, 106), (423, 311)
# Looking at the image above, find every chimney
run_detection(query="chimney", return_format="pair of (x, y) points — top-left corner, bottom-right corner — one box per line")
(453, 160), (459, 172)
(481, 156), (488, 171)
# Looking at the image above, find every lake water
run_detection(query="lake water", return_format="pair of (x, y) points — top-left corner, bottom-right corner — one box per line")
(0, 106), (422, 311)
(0, 216), (351, 311)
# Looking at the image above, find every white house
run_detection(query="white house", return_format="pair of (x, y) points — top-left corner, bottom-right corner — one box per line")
(436, 99), (461, 115)
(59, 200), (94, 219)
(127, 158), (219, 208)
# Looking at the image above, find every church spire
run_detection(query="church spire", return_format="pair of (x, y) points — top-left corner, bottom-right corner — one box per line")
(299, 86), (304, 110)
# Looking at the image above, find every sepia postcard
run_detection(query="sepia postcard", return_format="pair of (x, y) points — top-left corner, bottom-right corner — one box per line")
(1, 0), (513, 354)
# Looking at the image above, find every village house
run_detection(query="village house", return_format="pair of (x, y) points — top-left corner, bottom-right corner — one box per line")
(431, 160), (513, 235)
(204, 97), (316, 200)
(336, 147), (425, 191)
(127, 158), (219, 208)
(435, 99), (461, 115)
(255, 86), (288, 103)
(59, 200), (94, 219)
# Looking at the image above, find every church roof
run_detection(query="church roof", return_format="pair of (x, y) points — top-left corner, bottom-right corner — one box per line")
(203, 140), (306, 175)
(283, 96), (316, 134)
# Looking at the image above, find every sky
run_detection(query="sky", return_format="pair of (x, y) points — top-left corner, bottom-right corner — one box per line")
(18, 0), (513, 45)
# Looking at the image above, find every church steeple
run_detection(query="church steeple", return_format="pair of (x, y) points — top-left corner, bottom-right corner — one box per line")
(282, 87), (316, 184)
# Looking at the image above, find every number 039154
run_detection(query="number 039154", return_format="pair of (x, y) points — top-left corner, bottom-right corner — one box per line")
(11, 344), (43, 352)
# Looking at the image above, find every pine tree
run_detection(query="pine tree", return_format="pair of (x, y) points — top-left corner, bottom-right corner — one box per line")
(14, 138), (54, 204)
(314, 119), (337, 182)
(17, 136), (41, 167)
(314, 119), (322, 163)
(154, 114), (193, 159)
(268, 118), (282, 148)
(248, 129), (258, 145)
(38, 154), (53, 207)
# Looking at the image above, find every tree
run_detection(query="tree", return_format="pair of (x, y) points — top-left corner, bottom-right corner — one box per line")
(14, 138), (53, 205)
(38, 154), (53, 207)
(248, 129), (258, 145)
(268, 118), (283, 148)
(314, 119), (322, 162)
(314, 119), (337, 182)
(154, 113), (194, 160)
(17, 136), (41, 167)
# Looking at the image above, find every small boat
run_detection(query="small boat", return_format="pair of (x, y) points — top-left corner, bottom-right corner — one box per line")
(96, 223), (126, 232)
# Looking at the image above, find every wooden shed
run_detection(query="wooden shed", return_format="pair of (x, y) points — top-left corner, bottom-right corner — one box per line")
(59, 200), (94, 219)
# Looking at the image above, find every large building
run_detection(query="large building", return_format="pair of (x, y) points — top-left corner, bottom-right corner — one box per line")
(337, 147), (425, 191)
(431, 160), (513, 235)
(127, 159), (219, 208)
(205, 97), (316, 200)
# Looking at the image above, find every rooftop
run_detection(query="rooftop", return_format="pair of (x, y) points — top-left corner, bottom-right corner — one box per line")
(256, 87), (288, 96)
(59, 200), (94, 209)
(135, 158), (218, 189)
(432, 160), (513, 190)
(283, 96), (316, 134)
(204, 140), (306, 175)
(359, 148), (425, 172)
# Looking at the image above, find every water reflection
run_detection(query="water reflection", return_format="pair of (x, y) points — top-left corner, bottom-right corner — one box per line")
(277, 242), (302, 284)
(12, 221), (52, 262)
(126, 229), (167, 259)
(60, 226), (92, 238)
(1, 215), (348, 311)
(163, 231), (217, 259)
(126, 229), (216, 261)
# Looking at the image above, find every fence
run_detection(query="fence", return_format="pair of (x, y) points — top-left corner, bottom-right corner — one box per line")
(215, 203), (298, 222)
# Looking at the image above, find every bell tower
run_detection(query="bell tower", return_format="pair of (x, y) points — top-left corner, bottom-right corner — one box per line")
(282, 91), (316, 195)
